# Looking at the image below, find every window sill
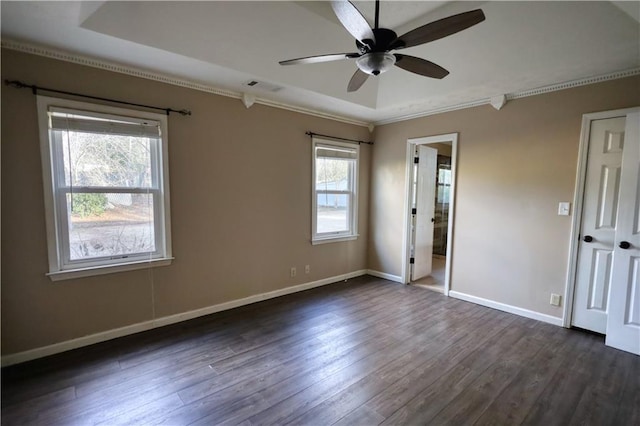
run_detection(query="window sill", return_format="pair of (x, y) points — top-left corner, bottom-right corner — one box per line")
(47, 257), (174, 282)
(312, 235), (359, 245)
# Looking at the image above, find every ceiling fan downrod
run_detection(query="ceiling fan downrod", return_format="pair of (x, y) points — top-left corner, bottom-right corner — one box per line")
(374, 0), (380, 29)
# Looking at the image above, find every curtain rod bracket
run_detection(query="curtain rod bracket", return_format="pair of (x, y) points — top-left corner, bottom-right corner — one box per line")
(4, 79), (192, 116)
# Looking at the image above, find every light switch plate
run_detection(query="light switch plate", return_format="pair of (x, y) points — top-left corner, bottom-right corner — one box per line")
(558, 202), (571, 216)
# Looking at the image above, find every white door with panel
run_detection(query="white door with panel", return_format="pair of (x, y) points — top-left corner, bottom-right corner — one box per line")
(572, 116), (626, 333)
(605, 111), (640, 355)
(412, 145), (437, 280)
(572, 110), (640, 355)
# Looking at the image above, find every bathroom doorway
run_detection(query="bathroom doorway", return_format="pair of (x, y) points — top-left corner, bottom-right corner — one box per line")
(402, 133), (458, 295)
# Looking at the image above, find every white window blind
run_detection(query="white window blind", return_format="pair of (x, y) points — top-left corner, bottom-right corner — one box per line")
(49, 112), (161, 139)
(315, 144), (358, 160)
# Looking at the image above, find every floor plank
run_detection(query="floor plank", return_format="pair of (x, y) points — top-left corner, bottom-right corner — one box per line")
(1, 275), (638, 426)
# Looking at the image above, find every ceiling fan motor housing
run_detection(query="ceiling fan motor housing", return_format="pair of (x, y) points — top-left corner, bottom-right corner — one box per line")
(279, 1), (486, 92)
(356, 52), (396, 75)
(355, 28), (399, 75)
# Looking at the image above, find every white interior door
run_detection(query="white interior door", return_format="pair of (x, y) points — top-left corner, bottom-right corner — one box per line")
(605, 111), (640, 355)
(572, 116), (626, 333)
(412, 145), (437, 280)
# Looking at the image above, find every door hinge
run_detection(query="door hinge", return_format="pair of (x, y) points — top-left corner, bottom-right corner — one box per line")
(414, 157), (419, 164)
(410, 257), (415, 264)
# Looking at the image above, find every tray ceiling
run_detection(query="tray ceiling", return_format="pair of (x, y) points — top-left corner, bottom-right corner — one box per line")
(2, 1), (639, 124)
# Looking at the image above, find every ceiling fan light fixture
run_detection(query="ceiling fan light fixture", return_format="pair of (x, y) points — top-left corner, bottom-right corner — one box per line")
(279, 1), (486, 92)
(356, 52), (396, 76)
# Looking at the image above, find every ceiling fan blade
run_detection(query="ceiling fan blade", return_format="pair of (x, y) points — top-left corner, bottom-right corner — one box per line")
(279, 53), (360, 66)
(391, 9), (485, 50)
(331, 1), (376, 45)
(394, 54), (449, 79)
(347, 69), (369, 92)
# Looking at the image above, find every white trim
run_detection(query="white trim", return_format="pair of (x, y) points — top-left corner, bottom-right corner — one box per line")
(380, 99), (490, 126)
(444, 139), (457, 296)
(311, 235), (359, 245)
(1, 39), (369, 128)
(402, 133), (458, 297)
(1, 269), (368, 366)
(508, 71), (640, 100)
(257, 98), (367, 128)
(366, 270), (403, 283)
(374, 68), (640, 126)
(402, 141), (414, 286)
(47, 257), (173, 282)
(563, 107), (640, 327)
(449, 291), (564, 327)
(4, 39), (638, 129)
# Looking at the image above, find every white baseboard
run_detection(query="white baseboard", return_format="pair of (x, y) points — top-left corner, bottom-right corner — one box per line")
(448, 291), (563, 327)
(1, 270), (368, 367)
(366, 270), (404, 283)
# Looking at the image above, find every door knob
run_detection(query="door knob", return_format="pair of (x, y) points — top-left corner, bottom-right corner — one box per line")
(619, 241), (631, 249)
(583, 235), (593, 242)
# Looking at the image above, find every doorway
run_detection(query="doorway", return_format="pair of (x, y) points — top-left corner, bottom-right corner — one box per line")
(402, 133), (458, 296)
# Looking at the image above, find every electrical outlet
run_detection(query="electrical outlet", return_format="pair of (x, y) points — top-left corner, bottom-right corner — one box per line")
(550, 293), (562, 306)
(290, 267), (296, 278)
(305, 265), (310, 274)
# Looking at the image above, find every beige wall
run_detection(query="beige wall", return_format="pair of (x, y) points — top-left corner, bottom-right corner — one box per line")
(3, 46), (639, 358)
(1, 49), (371, 355)
(369, 75), (640, 318)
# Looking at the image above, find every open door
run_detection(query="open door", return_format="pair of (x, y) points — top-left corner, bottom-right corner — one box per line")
(403, 133), (458, 295)
(572, 116), (626, 334)
(412, 145), (437, 280)
(605, 111), (640, 355)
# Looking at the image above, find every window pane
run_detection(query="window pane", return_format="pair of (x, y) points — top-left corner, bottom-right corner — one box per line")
(316, 157), (350, 191)
(317, 194), (350, 233)
(437, 168), (452, 204)
(312, 139), (358, 241)
(60, 130), (153, 188)
(66, 192), (155, 260)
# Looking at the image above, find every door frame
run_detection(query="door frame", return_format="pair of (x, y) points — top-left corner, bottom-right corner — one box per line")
(563, 107), (640, 327)
(402, 133), (458, 295)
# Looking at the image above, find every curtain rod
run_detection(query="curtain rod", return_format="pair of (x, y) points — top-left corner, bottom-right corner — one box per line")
(306, 131), (373, 145)
(4, 80), (192, 116)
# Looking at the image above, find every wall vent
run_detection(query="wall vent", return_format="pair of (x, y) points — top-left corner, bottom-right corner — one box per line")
(243, 80), (283, 93)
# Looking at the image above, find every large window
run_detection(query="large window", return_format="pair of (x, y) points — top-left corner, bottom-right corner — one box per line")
(37, 96), (172, 280)
(312, 138), (359, 243)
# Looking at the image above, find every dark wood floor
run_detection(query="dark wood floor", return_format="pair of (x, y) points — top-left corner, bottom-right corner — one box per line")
(2, 276), (638, 425)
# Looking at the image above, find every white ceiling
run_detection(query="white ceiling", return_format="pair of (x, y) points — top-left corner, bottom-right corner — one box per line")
(2, 1), (639, 124)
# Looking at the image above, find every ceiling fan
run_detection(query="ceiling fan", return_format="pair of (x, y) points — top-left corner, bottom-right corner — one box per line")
(279, 0), (485, 92)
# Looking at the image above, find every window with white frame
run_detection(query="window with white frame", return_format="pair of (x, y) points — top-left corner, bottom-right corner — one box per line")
(36, 96), (172, 280)
(312, 138), (359, 243)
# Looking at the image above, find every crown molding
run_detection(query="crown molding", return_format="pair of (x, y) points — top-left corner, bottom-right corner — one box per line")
(374, 68), (640, 126)
(1, 39), (370, 128)
(374, 99), (490, 126)
(3, 39), (638, 129)
(507, 68), (640, 100)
